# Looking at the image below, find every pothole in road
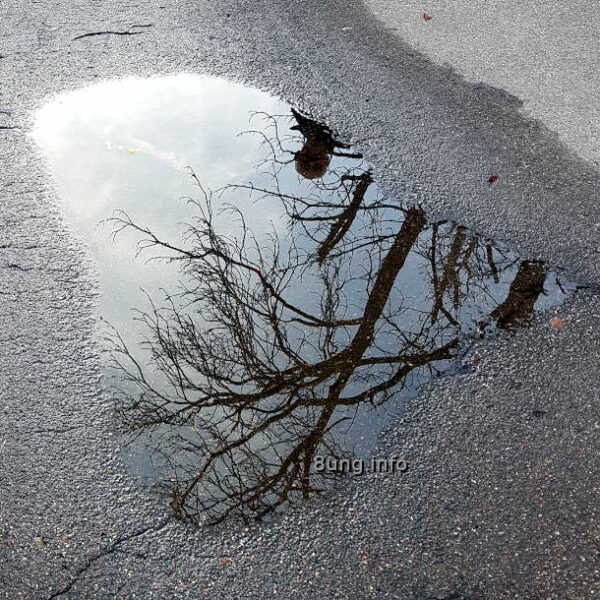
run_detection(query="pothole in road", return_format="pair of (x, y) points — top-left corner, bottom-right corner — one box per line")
(33, 74), (575, 525)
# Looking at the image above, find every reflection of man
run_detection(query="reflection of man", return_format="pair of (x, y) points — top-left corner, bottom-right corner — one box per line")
(291, 108), (362, 179)
(294, 136), (331, 179)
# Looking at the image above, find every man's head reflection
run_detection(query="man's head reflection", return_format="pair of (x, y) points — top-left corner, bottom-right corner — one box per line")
(294, 137), (331, 179)
(291, 107), (361, 179)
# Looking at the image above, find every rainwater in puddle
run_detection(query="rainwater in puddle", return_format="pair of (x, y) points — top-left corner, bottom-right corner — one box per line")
(33, 74), (574, 525)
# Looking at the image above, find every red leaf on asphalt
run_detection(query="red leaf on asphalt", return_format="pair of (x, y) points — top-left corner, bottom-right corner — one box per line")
(488, 174), (499, 183)
(423, 13), (432, 21)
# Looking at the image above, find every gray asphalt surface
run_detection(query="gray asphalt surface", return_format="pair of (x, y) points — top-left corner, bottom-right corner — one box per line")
(0, 1), (599, 598)
(365, 0), (599, 168)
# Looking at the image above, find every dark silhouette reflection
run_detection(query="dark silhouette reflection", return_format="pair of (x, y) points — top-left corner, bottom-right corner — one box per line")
(491, 261), (547, 328)
(291, 108), (363, 179)
(109, 110), (559, 525)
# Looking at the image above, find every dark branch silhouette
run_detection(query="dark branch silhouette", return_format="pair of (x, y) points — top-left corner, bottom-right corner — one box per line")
(491, 261), (547, 328)
(107, 110), (556, 525)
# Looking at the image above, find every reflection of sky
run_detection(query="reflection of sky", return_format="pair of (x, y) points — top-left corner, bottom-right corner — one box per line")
(32, 72), (568, 351)
(32, 74), (290, 337)
(33, 74), (573, 490)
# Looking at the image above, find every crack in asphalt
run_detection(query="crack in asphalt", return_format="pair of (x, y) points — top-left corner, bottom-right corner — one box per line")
(46, 518), (172, 600)
(427, 594), (471, 600)
(72, 31), (144, 41)
(0, 244), (39, 250)
(5, 263), (32, 272)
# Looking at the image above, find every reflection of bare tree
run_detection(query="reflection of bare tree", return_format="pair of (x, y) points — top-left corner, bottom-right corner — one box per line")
(424, 225), (548, 332)
(423, 223), (518, 328)
(110, 111), (553, 525)
(316, 172), (373, 263)
(111, 197), (459, 524)
(491, 261), (547, 328)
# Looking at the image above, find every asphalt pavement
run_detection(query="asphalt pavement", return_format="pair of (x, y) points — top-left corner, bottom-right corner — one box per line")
(0, 1), (598, 598)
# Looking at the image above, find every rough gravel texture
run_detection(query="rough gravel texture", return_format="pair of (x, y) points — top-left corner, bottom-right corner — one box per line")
(0, 1), (599, 598)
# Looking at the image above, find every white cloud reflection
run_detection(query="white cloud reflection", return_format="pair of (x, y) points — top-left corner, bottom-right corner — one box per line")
(33, 74), (291, 336)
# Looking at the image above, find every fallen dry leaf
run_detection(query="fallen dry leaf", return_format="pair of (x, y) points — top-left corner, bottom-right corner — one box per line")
(423, 13), (432, 21)
(549, 316), (564, 330)
(488, 174), (499, 183)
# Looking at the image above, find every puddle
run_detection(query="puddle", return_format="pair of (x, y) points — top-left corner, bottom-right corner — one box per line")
(33, 74), (574, 525)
